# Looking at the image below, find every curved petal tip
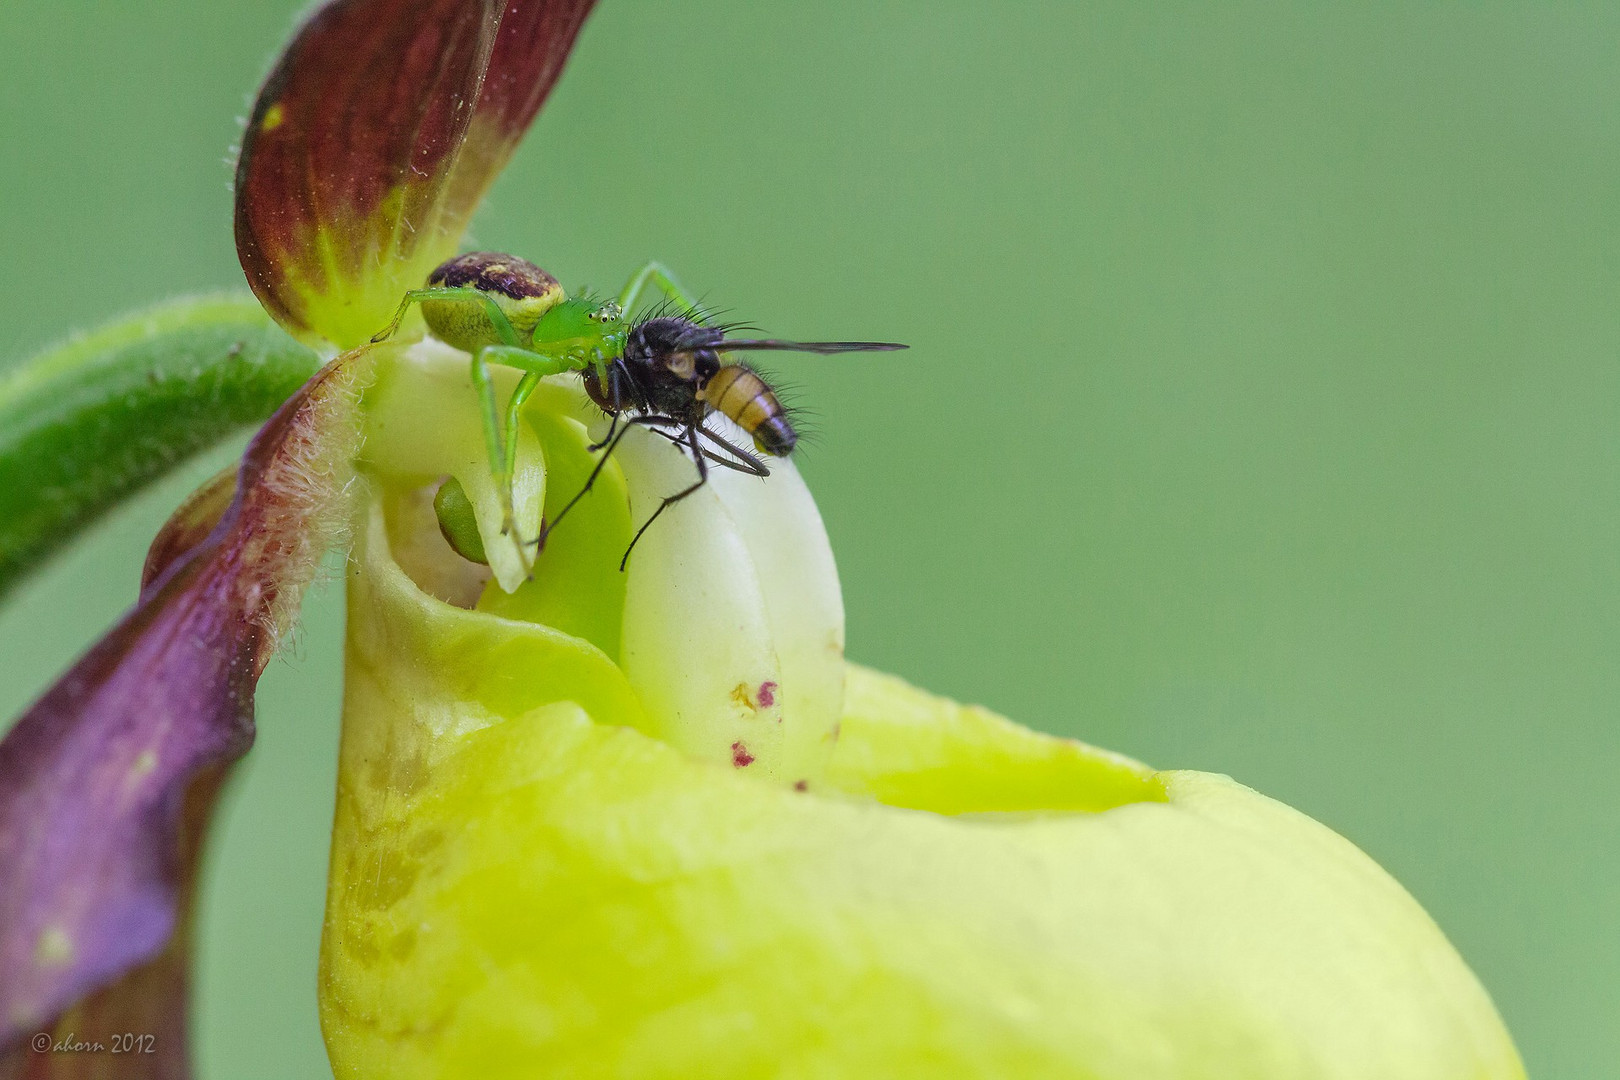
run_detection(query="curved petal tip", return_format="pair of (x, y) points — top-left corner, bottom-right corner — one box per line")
(234, 0), (598, 347)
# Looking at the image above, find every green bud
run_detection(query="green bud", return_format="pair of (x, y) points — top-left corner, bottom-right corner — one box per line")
(432, 478), (486, 565)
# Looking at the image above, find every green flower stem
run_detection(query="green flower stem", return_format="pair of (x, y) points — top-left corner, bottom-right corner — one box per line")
(0, 295), (323, 596)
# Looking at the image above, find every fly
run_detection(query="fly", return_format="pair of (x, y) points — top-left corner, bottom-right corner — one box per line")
(372, 252), (905, 568)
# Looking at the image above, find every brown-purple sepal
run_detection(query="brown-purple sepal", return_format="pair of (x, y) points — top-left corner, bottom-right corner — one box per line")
(0, 355), (365, 1074)
(0, 772), (222, 1080)
(445, 0), (600, 208)
(233, 0), (597, 349)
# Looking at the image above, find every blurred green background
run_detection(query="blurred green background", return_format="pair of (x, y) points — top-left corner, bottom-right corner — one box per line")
(0, 0), (1613, 1074)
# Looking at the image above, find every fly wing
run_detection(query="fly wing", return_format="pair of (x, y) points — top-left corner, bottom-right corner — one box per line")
(717, 340), (909, 354)
(234, 0), (598, 349)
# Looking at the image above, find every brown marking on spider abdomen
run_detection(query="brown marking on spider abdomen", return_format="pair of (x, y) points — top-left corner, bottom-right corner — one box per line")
(422, 251), (563, 353)
(702, 363), (796, 455)
(428, 251), (559, 300)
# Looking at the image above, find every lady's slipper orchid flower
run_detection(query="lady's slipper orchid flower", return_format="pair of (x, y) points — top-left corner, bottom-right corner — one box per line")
(0, 1), (1527, 1077)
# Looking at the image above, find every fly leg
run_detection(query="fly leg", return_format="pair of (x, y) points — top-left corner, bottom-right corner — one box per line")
(587, 411), (621, 454)
(534, 415), (683, 550)
(695, 425), (771, 477)
(586, 366), (629, 452)
(620, 423), (710, 572)
(636, 423), (766, 474)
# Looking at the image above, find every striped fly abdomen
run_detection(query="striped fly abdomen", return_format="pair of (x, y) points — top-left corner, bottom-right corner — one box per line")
(702, 363), (796, 455)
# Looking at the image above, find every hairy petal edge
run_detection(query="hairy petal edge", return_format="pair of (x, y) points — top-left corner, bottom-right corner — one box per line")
(0, 351), (371, 1074)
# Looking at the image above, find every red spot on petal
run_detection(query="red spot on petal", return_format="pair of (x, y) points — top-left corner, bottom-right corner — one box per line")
(730, 741), (755, 768)
(793, 780), (809, 792)
(757, 681), (777, 709)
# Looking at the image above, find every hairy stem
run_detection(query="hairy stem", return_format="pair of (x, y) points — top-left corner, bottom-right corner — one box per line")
(0, 295), (322, 597)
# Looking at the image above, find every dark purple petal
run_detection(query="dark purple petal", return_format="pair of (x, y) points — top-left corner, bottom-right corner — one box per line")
(0, 355), (366, 1074)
